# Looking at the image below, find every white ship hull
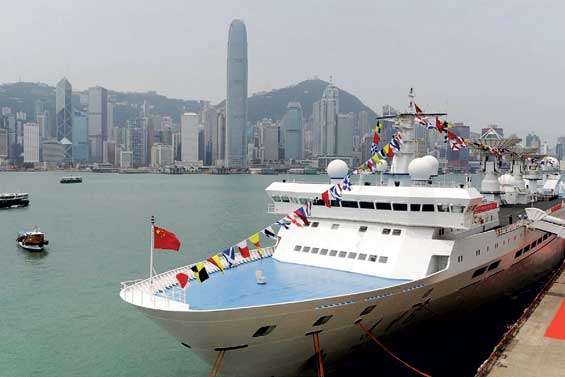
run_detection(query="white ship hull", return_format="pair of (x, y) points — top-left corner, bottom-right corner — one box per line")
(123, 222), (564, 377)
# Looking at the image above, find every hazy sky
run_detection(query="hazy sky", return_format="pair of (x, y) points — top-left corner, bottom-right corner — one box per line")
(1, 0), (563, 140)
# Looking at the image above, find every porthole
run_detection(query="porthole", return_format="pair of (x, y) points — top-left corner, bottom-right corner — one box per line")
(253, 325), (276, 337)
(313, 315), (333, 326)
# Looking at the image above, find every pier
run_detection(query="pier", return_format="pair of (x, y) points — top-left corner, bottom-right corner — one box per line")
(479, 262), (565, 377)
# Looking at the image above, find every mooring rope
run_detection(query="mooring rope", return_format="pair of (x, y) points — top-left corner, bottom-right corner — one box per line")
(312, 332), (325, 377)
(208, 350), (225, 377)
(357, 321), (431, 377)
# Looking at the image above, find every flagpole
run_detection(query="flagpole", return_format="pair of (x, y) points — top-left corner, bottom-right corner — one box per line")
(150, 215), (155, 288)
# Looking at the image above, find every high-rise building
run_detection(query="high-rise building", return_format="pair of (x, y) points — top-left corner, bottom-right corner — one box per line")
(357, 110), (370, 139)
(120, 150), (133, 169)
(281, 102), (303, 161)
(320, 84), (339, 156)
(181, 113), (200, 164)
(127, 127), (147, 167)
(225, 19), (248, 168)
(36, 112), (49, 139)
(151, 143), (173, 168)
(23, 123), (40, 163)
(556, 137), (565, 160)
(258, 119), (279, 163)
(525, 133), (541, 152)
(0, 128), (8, 160)
(88, 86), (108, 162)
(202, 107), (218, 166)
(41, 139), (65, 163)
(311, 100), (321, 156)
(216, 111), (226, 165)
(336, 113), (354, 157)
(56, 78), (73, 160)
(72, 110), (89, 163)
(447, 123), (470, 172)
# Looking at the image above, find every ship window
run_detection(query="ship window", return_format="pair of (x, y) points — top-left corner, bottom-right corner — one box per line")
(376, 202), (392, 210)
(515, 250), (523, 258)
(358, 253), (367, 260)
(313, 199), (325, 206)
(369, 255), (378, 262)
(422, 204), (435, 212)
(272, 195), (281, 202)
(341, 201), (359, 208)
(451, 205), (465, 213)
(486, 246), (490, 252)
(359, 305), (376, 316)
(524, 245), (530, 252)
(437, 204), (450, 212)
(311, 222), (319, 228)
(290, 197), (298, 203)
(331, 224), (340, 230)
(302, 247), (311, 253)
(392, 203), (408, 211)
(281, 196), (290, 203)
(311, 248), (320, 254)
(359, 201), (375, 209)
(475, 250), (480, 256)
(472, 266), (487, 278)
(530, 242), (536, 249)
(410, 204), (421, 212)
(329, 250), (338, 257)
(359, 226), (368, 232)
(320, 249), (329, 255)
(338, 251), (347, 258)
(543, 233), (549, 240)
(495, 243), (498, 248)
(348, 252), (357, 259)
(382, 228), (391, 235)
(392, 229), (402, 236)
(299, 198), (309, 204)
(378, 256), (388, 263)
(331, 200), (341, 207)
(488, 260), (500, 271)
(457, 255), (463, 263)
(294, 245), (302, 251)
(253, 325), (276, 337)
(313, 315), (333, 326)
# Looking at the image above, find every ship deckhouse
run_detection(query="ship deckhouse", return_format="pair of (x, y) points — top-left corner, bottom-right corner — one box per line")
(267, 181), (490, 281)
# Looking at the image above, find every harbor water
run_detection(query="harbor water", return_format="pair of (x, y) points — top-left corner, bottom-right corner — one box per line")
(0, 172), (552, 377)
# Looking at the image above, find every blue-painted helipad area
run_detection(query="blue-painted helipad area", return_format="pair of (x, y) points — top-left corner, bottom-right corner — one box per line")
(159, 258), (409, 310)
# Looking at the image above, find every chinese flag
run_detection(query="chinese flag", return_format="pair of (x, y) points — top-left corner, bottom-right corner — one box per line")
(153, 226), (181, 251)
(321, 191), (331, 208)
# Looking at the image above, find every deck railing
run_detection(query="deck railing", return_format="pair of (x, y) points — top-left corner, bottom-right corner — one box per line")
(120, 247), (275, 310)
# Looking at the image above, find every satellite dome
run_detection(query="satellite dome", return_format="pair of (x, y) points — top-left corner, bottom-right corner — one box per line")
(408, 157), (434, 181)
(375, 159), (388, 172)
(422, 155), (439, 176)
(327, 159), (349, 180)
(498, 173), (516, 186)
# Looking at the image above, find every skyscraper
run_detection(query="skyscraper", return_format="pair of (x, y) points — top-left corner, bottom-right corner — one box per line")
(181, 112), (200, 164)
(72, 110), (89, 163)
(56, 78), (73, 160)
(23, 123), (40, 163)
(336, 113), (354, 156)
(225, 19), (248, 169)
(320, 84), (339, 156)
(281, 102), (304, 161)
(88, 86), (108, 162)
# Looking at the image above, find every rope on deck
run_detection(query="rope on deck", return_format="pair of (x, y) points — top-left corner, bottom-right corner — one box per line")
(312, 332), (325, 377)
(357, 321), (431, 377)
(208, 350), (225, 377)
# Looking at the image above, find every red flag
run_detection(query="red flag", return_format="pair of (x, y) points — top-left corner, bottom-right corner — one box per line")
(176, 272), (189, 288)
(237, 240), (250, 258)
(415, 103), (423, 114)
(153, 225), (181, 251)
(321, 191), (331, 208)
(372, 131), (380, 145)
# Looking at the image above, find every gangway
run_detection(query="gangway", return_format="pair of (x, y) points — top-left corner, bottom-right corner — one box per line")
(524, 207), (565, 238)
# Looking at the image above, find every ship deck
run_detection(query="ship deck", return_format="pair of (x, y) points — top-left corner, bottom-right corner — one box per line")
(498, 197), (562, 227)
(159, 257), (409, 310)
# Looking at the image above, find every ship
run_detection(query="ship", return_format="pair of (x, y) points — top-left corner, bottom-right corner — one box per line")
(17, 228), (49, 251)
(0, 193), (30, 209)
(120, 108), (565, 377)
(60, 176), (83, 184)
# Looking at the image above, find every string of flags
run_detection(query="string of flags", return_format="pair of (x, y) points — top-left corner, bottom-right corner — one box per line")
(414, 103), (467, 152)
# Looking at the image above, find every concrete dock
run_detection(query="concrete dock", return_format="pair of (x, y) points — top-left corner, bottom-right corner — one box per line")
(479, 263), (565, 377)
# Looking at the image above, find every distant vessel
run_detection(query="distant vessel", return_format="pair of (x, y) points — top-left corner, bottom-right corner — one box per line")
(0, 193), (29, 209)
(60, 176), (83, 184)
(17, 229), (48, 251)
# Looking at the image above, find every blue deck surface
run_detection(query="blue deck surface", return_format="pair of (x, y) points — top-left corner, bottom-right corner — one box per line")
(160, 258), (409, 310)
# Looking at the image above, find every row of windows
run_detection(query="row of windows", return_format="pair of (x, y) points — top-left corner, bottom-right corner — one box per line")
(271, 195), (466, 213)
(307, 221), (402, 235)
(514, 233), (549, 259)
(293, 245), (389, 263)
(471, 260), (501, 278)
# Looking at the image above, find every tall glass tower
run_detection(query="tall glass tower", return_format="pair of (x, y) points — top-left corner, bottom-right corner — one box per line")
(225, 19), (248, 168)
(56, 77), (73, 160)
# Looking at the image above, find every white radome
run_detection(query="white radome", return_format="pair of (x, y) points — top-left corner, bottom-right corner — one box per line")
(327, 159), (349, 179)
(375, 159), (388, 172)
(422, 155), (439, 176)
(408, 157), (434, 181)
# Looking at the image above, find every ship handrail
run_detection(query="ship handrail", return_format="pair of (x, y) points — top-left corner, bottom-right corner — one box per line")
(120, 247), (275, 308)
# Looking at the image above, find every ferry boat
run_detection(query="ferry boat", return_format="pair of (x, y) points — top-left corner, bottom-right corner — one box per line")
(60, 176), (83, 184)
(0, 193), (30, 209)
(120, 112), (565, 377)
(17, 229), (49, 251)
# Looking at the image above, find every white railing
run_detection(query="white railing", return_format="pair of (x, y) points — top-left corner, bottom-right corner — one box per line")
(120, 247), (275, 310)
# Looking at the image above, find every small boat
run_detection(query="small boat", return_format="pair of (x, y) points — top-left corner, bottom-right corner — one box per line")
(255, 269), (267, 285)
(0, 192), (29, 209)
(60, 176), (83, 184)
(17, 229), (49, 251)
